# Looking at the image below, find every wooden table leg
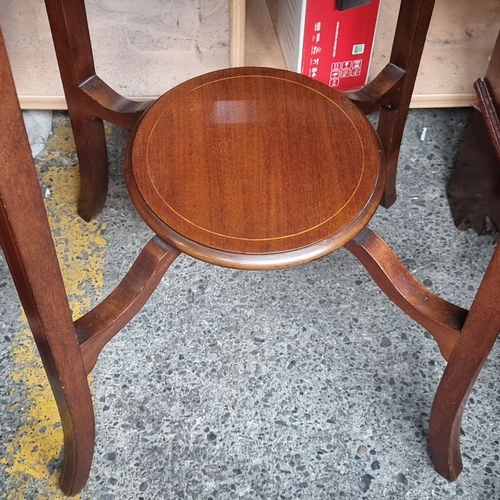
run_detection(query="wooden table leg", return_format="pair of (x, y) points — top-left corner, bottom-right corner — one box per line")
(0, 29), (95, 495)
(429, 242), (500, 480)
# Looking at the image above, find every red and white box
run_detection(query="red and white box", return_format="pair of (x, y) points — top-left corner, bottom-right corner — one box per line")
(268, 0), (380, 91)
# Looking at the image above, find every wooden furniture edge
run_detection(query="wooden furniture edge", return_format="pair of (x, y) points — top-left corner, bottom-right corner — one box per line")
(230, 0), (246, 67)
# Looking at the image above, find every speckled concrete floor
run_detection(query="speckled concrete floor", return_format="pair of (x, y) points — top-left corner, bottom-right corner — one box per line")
(1, 108), (500, 499)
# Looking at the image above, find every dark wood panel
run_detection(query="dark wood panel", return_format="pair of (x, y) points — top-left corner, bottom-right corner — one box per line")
(448, 30), (500, 234)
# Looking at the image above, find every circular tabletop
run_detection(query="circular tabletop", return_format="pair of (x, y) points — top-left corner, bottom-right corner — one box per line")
(126, 67), (384, 269)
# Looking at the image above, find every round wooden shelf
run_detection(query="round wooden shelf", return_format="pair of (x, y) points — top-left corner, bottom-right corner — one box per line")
(125, 67), (385, 269)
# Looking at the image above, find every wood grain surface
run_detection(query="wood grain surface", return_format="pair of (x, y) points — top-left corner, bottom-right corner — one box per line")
(127, 67), (384, 269)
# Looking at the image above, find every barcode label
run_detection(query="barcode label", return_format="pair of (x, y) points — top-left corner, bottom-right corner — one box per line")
(352, 44), (365, 55)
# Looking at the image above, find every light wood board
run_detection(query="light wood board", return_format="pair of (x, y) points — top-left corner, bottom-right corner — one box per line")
(2, 0), (500, 109)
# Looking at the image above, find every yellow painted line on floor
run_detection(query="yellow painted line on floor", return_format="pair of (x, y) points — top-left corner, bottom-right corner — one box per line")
(1, 119), (107, 499)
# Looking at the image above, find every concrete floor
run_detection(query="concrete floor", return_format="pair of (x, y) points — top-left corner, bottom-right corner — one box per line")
(1, 108), (500, 499)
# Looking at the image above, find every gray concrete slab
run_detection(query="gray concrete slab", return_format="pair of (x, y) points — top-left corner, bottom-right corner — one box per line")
(1, 108), (500, 499)
(23, 110), (52, 158)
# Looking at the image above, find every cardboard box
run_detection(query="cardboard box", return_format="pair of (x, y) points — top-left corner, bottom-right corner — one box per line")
(268, 0), (380, 91)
